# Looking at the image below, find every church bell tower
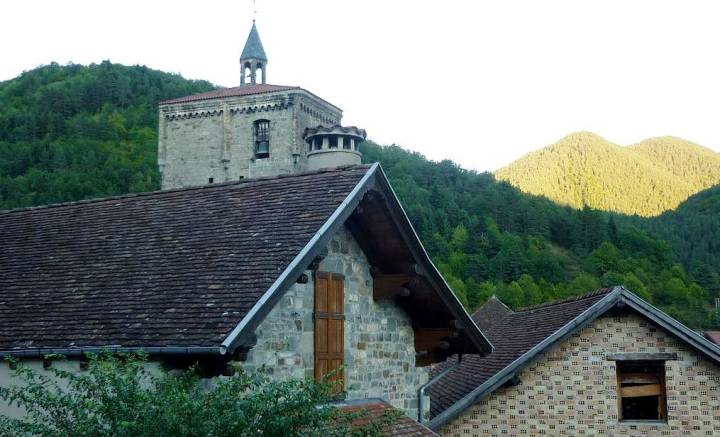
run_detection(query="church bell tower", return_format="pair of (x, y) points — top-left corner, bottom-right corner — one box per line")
(240, 21), (267, 86)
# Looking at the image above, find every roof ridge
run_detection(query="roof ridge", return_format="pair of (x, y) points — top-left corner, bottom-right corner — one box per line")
(514, 288), (615, 312)
(0, 165), (372, 215)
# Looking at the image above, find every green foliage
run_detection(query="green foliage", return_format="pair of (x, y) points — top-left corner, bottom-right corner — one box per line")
(0, 61), (214, 209)
(0, 354), (394, 437)
(362, 141), (719, 329)
(494, 131), (720, 217)
(0, 62), (717, 329)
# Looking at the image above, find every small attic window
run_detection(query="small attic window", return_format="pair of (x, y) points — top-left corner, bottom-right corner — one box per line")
(616, 360), (667, 422)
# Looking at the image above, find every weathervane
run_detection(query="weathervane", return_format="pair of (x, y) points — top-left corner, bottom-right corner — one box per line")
(252, 0), (257, 23)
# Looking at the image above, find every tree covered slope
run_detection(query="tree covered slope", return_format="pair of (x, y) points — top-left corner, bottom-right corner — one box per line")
(494, 132), (720, 217)
(0, 63), (718, 329)
(0, 61), (213, 209)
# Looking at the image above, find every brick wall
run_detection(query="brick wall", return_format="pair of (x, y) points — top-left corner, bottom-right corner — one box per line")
(441, 313), (720, 436)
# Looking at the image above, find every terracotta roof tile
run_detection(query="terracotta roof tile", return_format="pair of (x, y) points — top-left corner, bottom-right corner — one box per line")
(0, 166), (371, 352)
(337, 400), (438, 436)
(159, 84), (298, 105)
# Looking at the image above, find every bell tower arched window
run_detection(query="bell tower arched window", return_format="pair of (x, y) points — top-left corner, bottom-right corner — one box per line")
(254, 119), (270, 159)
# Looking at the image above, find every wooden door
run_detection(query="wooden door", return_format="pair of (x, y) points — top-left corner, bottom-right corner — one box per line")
(314, 272), (345, 392)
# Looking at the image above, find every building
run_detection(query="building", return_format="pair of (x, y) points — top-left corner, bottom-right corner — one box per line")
(0, 164), (491, 421)
(428, 287), (720, 435)
(157, 21), (366, 189)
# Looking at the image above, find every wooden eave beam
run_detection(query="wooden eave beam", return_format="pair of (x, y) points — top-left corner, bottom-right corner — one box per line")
(373, 274), (419, 301)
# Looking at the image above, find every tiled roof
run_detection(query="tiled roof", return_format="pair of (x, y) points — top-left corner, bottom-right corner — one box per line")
(241, 22), (267, 61)
(705, 331), (720, 346)
(159, 84), (298, 105)
(429, 289), (614, 417)
(336, 400), (438, 436)
(470, 295), (513, 332)
(0, 166), (371, 352)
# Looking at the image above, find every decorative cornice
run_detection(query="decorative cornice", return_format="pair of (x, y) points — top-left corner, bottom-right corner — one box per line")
(162, 100), (293, 120)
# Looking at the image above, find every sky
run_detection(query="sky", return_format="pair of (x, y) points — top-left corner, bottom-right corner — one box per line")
(2, 0), (719, 172)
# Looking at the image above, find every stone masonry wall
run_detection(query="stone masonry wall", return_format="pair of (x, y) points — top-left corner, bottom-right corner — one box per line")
(441, 313), (720, 436)
(159, 91), (342, 189)
(241, 226), (429, 418)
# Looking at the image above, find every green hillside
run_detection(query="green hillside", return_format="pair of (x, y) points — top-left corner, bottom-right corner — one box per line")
(361, 142), (719, 328)
(494, 132), (720, 217)
(0, 63), (718, 329)
(0, 61), (213, 208)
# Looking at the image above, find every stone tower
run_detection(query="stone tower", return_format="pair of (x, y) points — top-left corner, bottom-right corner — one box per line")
(157, 21), (366, 190)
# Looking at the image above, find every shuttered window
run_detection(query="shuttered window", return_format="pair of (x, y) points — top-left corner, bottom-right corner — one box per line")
(314, 272), (344, 392)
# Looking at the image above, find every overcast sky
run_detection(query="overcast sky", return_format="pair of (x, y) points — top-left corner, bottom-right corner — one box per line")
(2, 0), (719, 171)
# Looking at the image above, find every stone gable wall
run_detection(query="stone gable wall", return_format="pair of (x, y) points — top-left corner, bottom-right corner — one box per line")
(241, 226), (429, 418)
(441, 313), (720, 436)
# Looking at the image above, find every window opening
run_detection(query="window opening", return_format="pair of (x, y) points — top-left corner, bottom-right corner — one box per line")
(616, 360), (667, 421)
(254, 119), (270, 159)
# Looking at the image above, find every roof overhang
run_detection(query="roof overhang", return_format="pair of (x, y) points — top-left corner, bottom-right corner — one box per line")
(222, 163), (493, 360)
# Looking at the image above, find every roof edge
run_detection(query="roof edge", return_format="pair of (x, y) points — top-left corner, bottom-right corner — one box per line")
(158, 85), (343, 113)
(0, 166), (366, 215)
(428, 287), (623, 430)
(620, 287), (720, 363)
(221, 163), (380, 352)
(0, 346), (225, 358)
(373, 165), (494, 356)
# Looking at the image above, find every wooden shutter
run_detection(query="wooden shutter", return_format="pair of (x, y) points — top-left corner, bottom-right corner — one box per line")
(314, 272), (345, 392)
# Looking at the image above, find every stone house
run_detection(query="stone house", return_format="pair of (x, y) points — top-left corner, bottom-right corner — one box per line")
(0, 163), (490, 426)
(427, 287), (720, 436)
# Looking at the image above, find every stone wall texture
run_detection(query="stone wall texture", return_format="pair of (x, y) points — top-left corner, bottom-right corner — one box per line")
(441, 312), (720, 436)
(159, 91), (342, 189)
(241, 226), (429, 419)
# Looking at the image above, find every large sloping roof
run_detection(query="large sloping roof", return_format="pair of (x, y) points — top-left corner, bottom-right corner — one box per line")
(428, 287), (720, 429)
(0, 166), (370, 354)
(0, 164), (492, 359)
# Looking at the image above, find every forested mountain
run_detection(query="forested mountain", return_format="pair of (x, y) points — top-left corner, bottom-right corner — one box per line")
(1, 63), (718, 329)
(0, 61), (213, 209)
(626, 185), (720, 276)
(495, 132), (720, 216)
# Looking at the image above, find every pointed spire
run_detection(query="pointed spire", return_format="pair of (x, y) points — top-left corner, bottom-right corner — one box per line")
(241, 21), (267, 61)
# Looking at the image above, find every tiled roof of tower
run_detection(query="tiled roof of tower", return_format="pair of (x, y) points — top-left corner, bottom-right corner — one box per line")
(241, 22), (267, 61)
(429, 289), (614, 418)
(159, 84), (298, 105)
(0, 166), (371, 353)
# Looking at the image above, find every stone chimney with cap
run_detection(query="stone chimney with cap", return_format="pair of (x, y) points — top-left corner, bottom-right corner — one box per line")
(303, 125), (366, 170)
